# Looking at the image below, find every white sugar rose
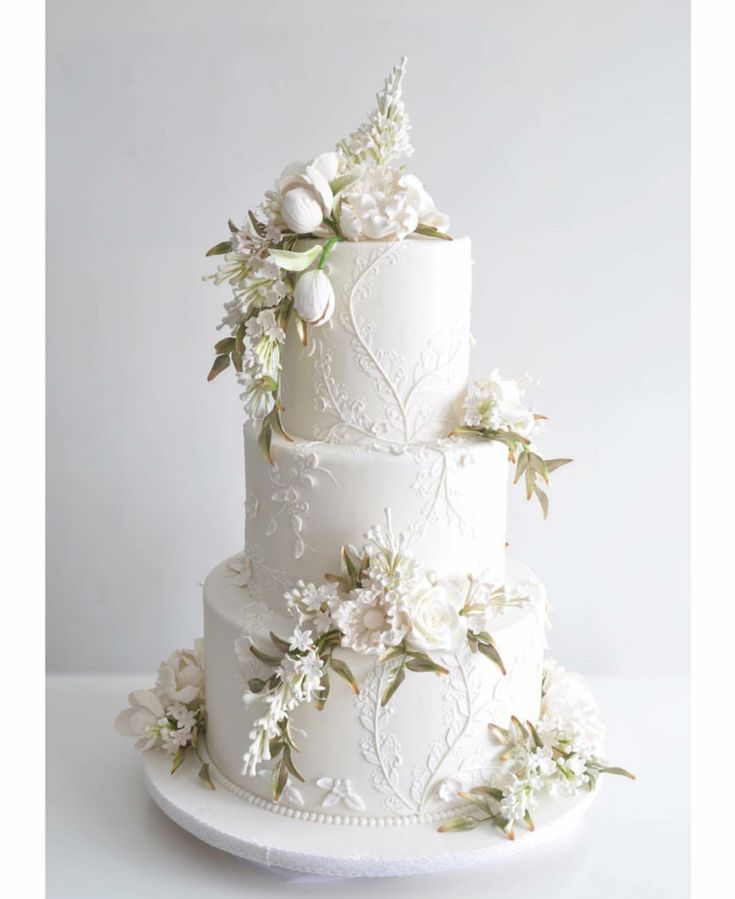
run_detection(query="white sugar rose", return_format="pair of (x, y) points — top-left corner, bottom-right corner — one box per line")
(156, 640), (205, 705)
(294, 269), (336, 326)
(114, 689), (166, 750)
(541, 663), (605, 751)
(337, 166), (448, 241)
(404, 580), (467, 653)
(401, 173), (450, 232)
(277, 152), (340, 234)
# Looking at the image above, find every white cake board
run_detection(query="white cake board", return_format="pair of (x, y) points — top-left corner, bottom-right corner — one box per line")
(143, 747), (600, 878)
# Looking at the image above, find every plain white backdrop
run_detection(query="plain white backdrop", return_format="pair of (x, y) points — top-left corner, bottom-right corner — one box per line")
(47, 0), (688, 675)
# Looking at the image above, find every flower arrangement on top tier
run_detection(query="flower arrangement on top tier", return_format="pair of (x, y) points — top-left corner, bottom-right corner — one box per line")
(240, 510), (533, 799)
(456, 370), (572, 517)
(437, 661), (634, 839)
(114, 641), (215, 789)
(205, 57), (450, 461)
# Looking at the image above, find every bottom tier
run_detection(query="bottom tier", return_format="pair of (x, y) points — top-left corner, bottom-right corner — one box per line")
(203, 555), (547, 825)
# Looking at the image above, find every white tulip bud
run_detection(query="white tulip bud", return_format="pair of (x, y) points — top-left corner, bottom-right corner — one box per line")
(281, 187), (324, 234)
(294, 269), (335, 326)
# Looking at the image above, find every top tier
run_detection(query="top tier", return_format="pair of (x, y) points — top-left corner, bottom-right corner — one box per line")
(280, 237), (472, 445)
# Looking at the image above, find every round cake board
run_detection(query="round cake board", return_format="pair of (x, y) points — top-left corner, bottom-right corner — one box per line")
(143, 749), (600, 879)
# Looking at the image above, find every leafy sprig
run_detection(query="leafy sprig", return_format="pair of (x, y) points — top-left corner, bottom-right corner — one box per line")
(452, 422), (572, 518)
(439, 716), (634, 839)
(247, 628), (360, 800)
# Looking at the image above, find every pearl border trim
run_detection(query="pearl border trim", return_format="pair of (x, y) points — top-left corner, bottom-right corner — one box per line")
(199, 738), (475, 828)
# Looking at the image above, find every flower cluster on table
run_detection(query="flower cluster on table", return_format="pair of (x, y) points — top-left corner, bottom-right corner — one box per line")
(114, 640), (215, 789)
(437, 661), (634, 839)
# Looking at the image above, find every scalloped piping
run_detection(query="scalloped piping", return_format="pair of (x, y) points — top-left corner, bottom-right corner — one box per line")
(199, 738), (475, 828)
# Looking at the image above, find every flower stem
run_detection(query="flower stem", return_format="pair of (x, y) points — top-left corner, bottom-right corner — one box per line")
(318, 236), (342, 270)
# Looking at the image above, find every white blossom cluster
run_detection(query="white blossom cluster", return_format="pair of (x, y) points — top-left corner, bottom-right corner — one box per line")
(241, 635), (325, 777)
(438, 663), (620, 835)
(463, 370), (540, 438)
(115, 641), (206, 756)
(337, 55), (414, 167)
(285, 580), (340, 636)
(461, 576), (534, 635)
(287, 513), (526, 658)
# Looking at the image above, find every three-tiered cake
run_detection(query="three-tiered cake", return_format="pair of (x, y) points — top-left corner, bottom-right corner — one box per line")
(117, 58), (631, 853)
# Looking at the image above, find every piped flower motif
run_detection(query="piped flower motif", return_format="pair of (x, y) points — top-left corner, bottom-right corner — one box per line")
(315, 777), (366, 811)
(257, 769), (305, 807)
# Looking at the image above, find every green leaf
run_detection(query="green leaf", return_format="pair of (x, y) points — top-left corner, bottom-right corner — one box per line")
(378, 644), (406, 664)
(524, 810), (535, 831)
(527, 720), (543, 748)
(528, 452), (549, 482)
(283, 747), (305, 782)
(405, 654), (449, 675)
(272, 760), (288, 801)
(283, 719), (300, 753)
(198, 763), (216, 790)
(513, 452), (529, 484)
(524, 466), (536, 501)
(476, 639), (507, 674)
(466, 785), (504, 800)
(534, 484), (549, 519)
(170, 748), (186, 775)
(207, 353), (230, 382)
(330, 657), (360, 694)
(269, 632), (291, 654)
(546, 458), (573, 473)
(205, 240), (232, 257)
(437, 816), (482, 832)
(342, 546), (358, 582)
(258, 421), (273, 465)
(488, 722), (511, 744)
(214, 337), (236, 354)
(248, 210), (266, 237)
(510, 716), (530, 741)
(329, 173), (359, 194)
(272, 406), (293, 444)
(249, 644), (282, 666)
(414, 224), (453, 241)
(268, 245), (323, 272)
(381, 663), (405, 706)
(231, 351), (243, 373)
(247, 677), (266, 693)
(595, 765), (636, 780)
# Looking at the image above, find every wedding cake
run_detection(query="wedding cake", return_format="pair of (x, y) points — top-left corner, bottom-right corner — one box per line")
(117, 59), (631, 845)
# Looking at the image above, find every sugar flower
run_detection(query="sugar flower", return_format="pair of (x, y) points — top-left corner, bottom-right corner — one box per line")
(156, 640), (205, 705)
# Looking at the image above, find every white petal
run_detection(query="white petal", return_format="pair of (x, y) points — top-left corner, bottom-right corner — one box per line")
(311, 151), (340, 183)
(268, 244), (323, 272)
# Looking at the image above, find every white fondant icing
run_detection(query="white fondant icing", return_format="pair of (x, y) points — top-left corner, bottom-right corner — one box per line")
(280, 238), (472, 444)
(243, 428), (510, 612)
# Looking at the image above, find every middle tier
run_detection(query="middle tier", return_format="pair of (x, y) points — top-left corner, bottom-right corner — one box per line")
(243, 426), (509, 613)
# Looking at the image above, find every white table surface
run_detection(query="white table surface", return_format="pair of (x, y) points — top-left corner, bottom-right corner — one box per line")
(47, 673), (689, 898)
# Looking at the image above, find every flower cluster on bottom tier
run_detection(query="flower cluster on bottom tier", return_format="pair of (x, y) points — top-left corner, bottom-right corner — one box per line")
(202, 554), (547, 823)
